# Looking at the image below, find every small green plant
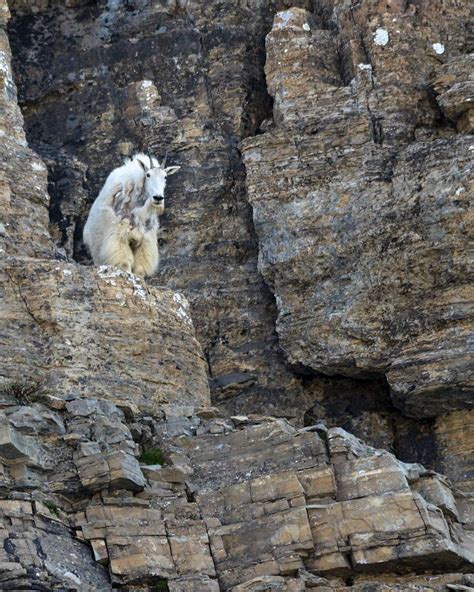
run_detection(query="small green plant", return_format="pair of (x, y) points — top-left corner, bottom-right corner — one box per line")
(0, 379), (47, 405)
(43, 500), (60, 517)
(316, 429), (328, 444)
(153, 581), (169, 592)
(139, 448), (166, 465)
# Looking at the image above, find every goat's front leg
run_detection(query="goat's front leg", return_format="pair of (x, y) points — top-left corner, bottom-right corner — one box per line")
(99, 219), (134, 273)
(132, 232), (159, 278)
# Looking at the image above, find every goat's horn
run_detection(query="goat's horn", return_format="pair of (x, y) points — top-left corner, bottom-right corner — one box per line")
(162, 149), (168, 169)
(145, 149), (153, 169)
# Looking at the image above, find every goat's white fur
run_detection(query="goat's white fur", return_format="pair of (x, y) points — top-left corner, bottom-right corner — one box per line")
(83, 153), (180, 277)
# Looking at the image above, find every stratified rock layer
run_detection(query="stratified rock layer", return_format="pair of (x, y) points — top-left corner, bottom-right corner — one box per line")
(0, 399), (472, 590)
(242, 4), (473, 418)
(1, 259), (210, 411)
(6, 0), (472, 464)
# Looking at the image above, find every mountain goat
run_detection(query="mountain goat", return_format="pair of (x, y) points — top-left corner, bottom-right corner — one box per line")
(83, 152), (180, 277)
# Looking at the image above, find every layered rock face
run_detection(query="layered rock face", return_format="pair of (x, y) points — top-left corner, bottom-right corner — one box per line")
(2, 260), (209, 411)
(242, 4), (473, 420)
(7, 0), (472, 459)
(1, 0), (473, 590)
(0, 400), (472, 590)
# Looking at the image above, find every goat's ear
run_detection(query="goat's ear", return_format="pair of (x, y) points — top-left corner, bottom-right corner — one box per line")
(137, 159), (147, 171)
(165, 166), (181, 176)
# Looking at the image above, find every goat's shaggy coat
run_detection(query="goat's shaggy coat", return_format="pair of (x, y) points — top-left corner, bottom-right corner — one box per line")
(83, 153), (179, 277)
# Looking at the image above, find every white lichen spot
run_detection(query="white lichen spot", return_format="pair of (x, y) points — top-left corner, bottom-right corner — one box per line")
(432, 43), (445, 55)
(97, 265), (148, 300)
(32, 162), (45, 172)
(275, 10), (293, 29)
(129, 274), (147, 300)
(455, 187), (465, 195)
(0, 50), (11, 79)
(115, 292), (126, 305)
(173, 292), (187, 306)
(358, 63), (372, 71)
(98, 265), (119, 277)
(62, 269), (72, 276)
(97, 265), (118, 286)
(106, 0), (120, 10)
(373, 28), (389, 46)
(303, 23), (311, 32)
(141, 80), (153, 89)
(244, 150), (262, 163)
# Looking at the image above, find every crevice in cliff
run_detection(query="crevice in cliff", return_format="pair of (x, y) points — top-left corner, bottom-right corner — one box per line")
(4, 269), (53, 334)
(301, 372), (440, 467)
(190, 7), (298, 407)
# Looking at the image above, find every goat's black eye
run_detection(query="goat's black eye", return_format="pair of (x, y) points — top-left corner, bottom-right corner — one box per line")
(146, 173), (150, 178)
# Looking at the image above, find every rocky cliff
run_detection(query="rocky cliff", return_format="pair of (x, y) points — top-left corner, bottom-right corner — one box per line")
(0, 0), (473, 590)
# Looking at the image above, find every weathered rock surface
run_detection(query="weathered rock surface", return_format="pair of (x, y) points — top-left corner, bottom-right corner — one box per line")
(1, 0), (473, 590)
(1, 259), (209, 412)
(164, 419), (473, 588)
(242, 4), (473, 418)
(434, 410), (474, 494)
(0, 1), (52, 260)
(0, 498), (111, 591)
(434, 54), (474, 133)
(6, 0), (312, 420)
(6, 0), (472, 467)
(0, 396), (472, 590)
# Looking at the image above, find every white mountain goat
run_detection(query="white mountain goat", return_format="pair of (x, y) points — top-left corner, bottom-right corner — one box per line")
(83, 152), (180, 277)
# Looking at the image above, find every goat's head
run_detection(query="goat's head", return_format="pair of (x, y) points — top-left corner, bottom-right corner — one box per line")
(136, 151), (180, 214)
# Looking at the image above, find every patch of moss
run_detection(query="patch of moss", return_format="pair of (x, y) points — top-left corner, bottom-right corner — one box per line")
(139, 448), (166, 466)
(153, 580), (169, 592)
(43, 500), (60, 517)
